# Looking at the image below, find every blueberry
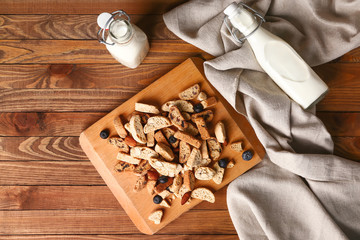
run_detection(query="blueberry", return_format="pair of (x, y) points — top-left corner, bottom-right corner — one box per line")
(153, 195), (163, 204)
(100, 129), (109, 139)
(242, 150), (253, 161)
(193, 103), (204, 113)
(168, 135), (177, 144)
(218, 158), (228, 168)
(158, 176), (168, 184)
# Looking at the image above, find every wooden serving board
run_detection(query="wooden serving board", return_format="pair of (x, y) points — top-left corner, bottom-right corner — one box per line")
(79, 57), (265, 235)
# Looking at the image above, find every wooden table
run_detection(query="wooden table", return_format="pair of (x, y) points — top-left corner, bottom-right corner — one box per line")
(0, 1), (359, 239)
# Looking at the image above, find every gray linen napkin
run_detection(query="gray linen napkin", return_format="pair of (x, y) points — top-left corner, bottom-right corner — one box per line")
(163, 0), (360, 239)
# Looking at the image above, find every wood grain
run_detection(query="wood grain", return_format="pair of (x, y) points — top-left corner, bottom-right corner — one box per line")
(0, 209), (235, 235)
(336, 47), (360, 63)
(0, 15), (177, 40)
(0, 64), (175, 89)
(0, 0), (186, 15)
(333, 137), (360, 161)
(317, 112), (360, 137)
(0, 137), (87, 161)
(0, 40), (212, 64)
(0, 112), (105, 137)
(0, 186), (227, 210)
(314, 63), (360, 88)
(0, 235), (239, 240)
(1, 88), (359, 112)
(0, 161), (104, 185)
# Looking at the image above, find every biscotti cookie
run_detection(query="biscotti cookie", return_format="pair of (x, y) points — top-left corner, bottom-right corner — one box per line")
(200, 140), (209, 159)
(197, 91), (207, 101)
(133, 159), (152, 176)
(168, 174), (182, 194)
(143, 116), (172, 134)
(184, 122), (199, 136)
(161, 100), (194, 113)
(113, 116), (127, 138)
(146, 131), (155, 147)
(194, 117), (211, 140)
(114, 161), (135, 173)
(169, 105), (188, 131)
(179, 83), (200, 100)
(135, 102), (160, 114)
(212, 161), (225, 184)
(148, 210), (163, 224)
(147, 180), (157, 195)
(186, 148), (202, 168)
(183, 170), (195, 191)
(191, 187), (215, 203)
(214, 121), (226, 143)
(117, 152), (141, 165)
(130, 146), (159, 161)
(129, 115), (147, 144)
(207, 137), (222, 161)
(154, 177), (174, 194)
(162, 127), (179, 148)
(148, 158), (182, 177)
(155, 143), (175, 161)
(133, 174), (147, 192)
(195, 167), (216, 180)
(154, 130), (170, 146)
(174, 131), (202, 148)
(179, 141), (191, 164)
(230, 141), (243, 152)
(200, 96), (217, 109)
(108, 137), (130, 153)
(191, 109), (214, 122)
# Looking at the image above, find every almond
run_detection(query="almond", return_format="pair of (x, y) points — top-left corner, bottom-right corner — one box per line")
(147, 170), (160, 181)
(181, 191), (191, 205)
(124, 136), (137, 147)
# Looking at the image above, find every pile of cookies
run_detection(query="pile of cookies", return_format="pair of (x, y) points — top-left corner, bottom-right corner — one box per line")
(101, 83), (252, 225)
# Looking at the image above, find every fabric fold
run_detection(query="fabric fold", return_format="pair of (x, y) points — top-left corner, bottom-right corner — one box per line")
(164, 0), (360, 239)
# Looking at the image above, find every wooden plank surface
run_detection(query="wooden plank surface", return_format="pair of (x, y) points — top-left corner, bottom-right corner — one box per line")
(1, 0), (360, 238)
(0, 209), (235, 235)
(0, 40), (211, 64)
(0, 0), (186, 15)
(0, 186), (227, 210)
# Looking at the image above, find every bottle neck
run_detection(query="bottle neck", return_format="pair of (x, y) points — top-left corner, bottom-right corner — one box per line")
(109, 19), (133, 44)
(227, 6), (258, 36)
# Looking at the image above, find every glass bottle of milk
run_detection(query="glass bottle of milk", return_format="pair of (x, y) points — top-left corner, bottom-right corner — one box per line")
(97, 11), (149, 69)
(224, 2), (328, 109)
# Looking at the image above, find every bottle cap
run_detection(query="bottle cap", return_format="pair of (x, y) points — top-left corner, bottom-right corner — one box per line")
(224, 2), (239, 17)
(97, 12), (113, 29)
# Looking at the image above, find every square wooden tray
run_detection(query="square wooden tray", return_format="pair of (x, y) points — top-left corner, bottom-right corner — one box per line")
(79, 57), (265, 235)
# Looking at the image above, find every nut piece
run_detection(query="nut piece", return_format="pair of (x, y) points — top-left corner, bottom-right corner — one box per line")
(195, 167), (216, 180)
(124, 136), (137, 147)
(179, 83), (201, 100)
(148, 210), (163, 225)
(214, 121), (226, 144)
(135, 102), (160, 114)
(200, 96), (217, 109)
(184, 122), (199, 136)
(197, 91), (208, 101)
(108, 137), (130, 153)
(181, 191), (191, 205)
(113, 116), (127, 138)
(174, 131), (202, 148)
(155, 143), (175, 161)
(194, 117), (211, 140)
(182, 112), (191, 121)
